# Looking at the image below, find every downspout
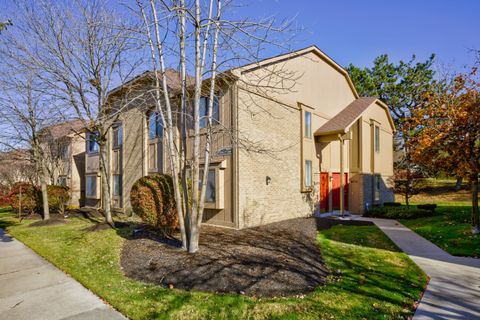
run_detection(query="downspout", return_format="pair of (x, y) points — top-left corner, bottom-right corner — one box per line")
(338, 133), (345, 217)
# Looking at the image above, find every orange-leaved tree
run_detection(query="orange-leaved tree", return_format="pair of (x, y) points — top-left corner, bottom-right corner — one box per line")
(412, 69), (480, 234)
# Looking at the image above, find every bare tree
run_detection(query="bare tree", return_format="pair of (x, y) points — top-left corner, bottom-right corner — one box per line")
(1, 0), (143, 225)
(0, 71), (55, 220)
(135, 0), (296, 252)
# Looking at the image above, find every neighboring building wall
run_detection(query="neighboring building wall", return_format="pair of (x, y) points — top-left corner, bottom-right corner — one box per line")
(69, 134), (85, 207)
(118, 107), (146, 212)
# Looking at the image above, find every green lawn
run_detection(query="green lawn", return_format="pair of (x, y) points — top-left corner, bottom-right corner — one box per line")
(401, 204), (480, 258)
(0, 211), (426, 320)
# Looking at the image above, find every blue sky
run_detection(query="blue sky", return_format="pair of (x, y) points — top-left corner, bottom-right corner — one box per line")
(1, 0), (478, 72)
(236, 0), (480, 71)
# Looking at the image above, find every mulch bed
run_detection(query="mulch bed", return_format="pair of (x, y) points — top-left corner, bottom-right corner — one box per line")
(121, 217), (328, 297)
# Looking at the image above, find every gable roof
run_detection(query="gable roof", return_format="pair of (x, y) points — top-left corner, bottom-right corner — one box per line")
(40, 119), (85, 139)
(233, 45), (360, 99)
(108, 69), (195, 97)
(315, 97), (395, 136)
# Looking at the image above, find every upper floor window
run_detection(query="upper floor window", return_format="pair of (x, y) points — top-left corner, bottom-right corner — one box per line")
(149, 112), (163, 140)
(374, 125), (380, 153)
(199, 96), (220, 128)
(61, 144), (70, 160)
(113, 124), (123, 149)
(304, 111), (312, 138)
(87, 132), (99, 154)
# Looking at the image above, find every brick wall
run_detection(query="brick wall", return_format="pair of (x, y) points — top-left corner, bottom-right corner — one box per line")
(237, 89), (315, 228)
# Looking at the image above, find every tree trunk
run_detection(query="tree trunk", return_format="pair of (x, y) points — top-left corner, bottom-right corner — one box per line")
(455, 176), (463, 191)
(471, 173), (479, 234)
(39, 162), (50, 220)
(99, 143), (113, 226)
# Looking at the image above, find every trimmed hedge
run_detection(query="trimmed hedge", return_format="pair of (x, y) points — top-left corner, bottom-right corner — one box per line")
(3, 183), (70, 215)
(365, 206), (437, 220)
(8, 183), (38, 213)
(130, 174), (178, 234)
(44, 185), (70, 215)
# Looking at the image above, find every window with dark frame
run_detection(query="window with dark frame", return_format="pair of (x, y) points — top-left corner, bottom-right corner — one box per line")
(198, 169), (216, 203)
(62, 144), (70, 160)
(86, 175), (97, 197)
(57, 176), (67, 186)
(199, 96), (220, 129)
(113, 174), (122, 197)
(113, 125), (123, 149)
(148, 112), (163, 140)
(87, 132), (99, 154)
(374, 175), (381, 201)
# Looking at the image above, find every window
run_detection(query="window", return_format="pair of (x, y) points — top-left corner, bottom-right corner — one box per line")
(199, 169), (216, 203)
(374, 125), (380, 153)
(86, 175), (97, 198)
(61, 144), (70, 160)
(199, 96), (220, 128)
(113, 125), (122, 149)
(113, 174), (122, 197)
(304, 111), (312, 138)
(374, 175), (381, 201)
(305, 160), (312, 188)
(57, 176), (67, 186)
(148, 112), (163, 140)
(87, 132), (99, 154)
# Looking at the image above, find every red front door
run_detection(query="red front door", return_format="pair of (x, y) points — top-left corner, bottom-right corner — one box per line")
(332, 173), (348, 210)
(320, 172), (329, 211)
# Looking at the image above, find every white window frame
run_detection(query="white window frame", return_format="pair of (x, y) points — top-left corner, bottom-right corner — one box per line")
(304, 111), (312, 138)
(374, 125), (380, 153)
(304, 160), (313, 189)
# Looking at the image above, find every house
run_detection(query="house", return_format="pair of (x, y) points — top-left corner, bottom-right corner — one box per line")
(84, 45), (395, 228)
(39, 120), (86, 207)
(0, 149), (33, 186)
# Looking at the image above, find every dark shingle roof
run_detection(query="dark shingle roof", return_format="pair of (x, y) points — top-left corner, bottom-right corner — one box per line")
(315, 97), (377, 135)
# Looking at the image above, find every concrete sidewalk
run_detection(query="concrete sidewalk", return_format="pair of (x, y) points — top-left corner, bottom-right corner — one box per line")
(0, 229), (125, 320)
(360, 217), (480, 320)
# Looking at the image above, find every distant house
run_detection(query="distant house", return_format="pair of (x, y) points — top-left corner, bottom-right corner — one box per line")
(85, 45), (395, 228)
(0, 149), (33, 186)
(39, 120), (86, 207)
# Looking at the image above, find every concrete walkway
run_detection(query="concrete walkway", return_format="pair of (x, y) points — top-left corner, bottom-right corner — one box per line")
(0, 229), (125, 320)
(360, 218), (480, 320)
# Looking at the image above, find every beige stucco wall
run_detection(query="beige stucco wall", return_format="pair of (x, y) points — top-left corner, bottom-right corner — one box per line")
(69, 134), (85, 207)
(241, 51), (356, 118)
